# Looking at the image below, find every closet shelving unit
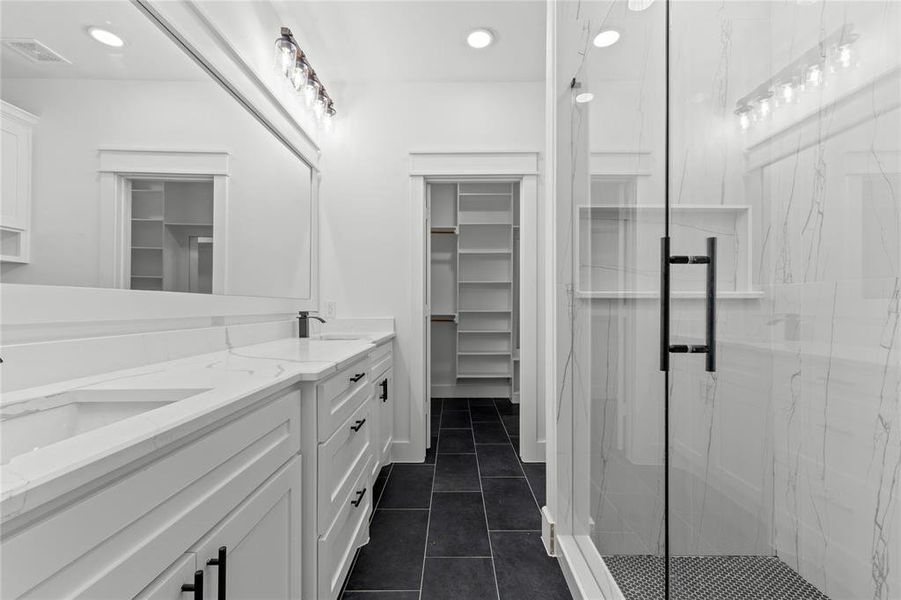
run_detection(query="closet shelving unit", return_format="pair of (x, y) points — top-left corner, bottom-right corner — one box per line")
(430, 181), (520, 398)
(128, 179), (214, 293)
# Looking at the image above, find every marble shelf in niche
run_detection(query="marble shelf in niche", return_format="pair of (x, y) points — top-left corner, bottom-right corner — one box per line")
(577, 204), (760, 299)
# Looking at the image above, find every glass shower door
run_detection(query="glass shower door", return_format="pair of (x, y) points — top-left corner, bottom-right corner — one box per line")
(665, 1), (901, 599)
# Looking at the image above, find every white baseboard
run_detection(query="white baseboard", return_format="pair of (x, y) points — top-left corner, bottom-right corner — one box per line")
(431, 382), (510, 398)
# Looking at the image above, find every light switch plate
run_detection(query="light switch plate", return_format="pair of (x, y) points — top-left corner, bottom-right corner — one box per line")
(325, 301), (337, 318)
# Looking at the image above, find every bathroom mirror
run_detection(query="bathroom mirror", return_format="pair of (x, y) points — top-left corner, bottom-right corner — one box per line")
(0, 0), (314, 300)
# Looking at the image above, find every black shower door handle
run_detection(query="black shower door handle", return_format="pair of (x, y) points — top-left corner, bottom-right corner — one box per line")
(660, 236), (716, 372)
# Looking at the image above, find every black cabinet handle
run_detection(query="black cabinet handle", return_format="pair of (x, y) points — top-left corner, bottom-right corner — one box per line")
(351, 488), (367, 507)
(379, 378), (388, 401)
(206, 545), (227, 600)
(349, 372), (365, 383)
(350, 418), (366, 432)
(181, 570), (203, 598)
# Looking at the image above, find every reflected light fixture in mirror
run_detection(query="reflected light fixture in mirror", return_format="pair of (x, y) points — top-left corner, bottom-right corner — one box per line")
(467, 28), (494, 49)
(88, 26), (125, 48)
(575, 92), (594, 103)
(593, 30), (620, 48)
(628, 0), (655, 10)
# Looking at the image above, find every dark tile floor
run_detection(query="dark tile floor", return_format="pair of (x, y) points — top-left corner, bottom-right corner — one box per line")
(340, 397), (571, 600)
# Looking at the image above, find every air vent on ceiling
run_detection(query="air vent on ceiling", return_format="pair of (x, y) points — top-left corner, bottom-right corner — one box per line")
(2, 38), (71, 64)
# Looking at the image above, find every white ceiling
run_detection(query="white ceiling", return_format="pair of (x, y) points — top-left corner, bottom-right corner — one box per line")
(272, 0), (546, 84)
(0, 0), (204, 80)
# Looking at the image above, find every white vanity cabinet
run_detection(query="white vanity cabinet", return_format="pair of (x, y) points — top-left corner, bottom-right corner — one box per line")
(300, 354), (375, 600)
(1, 386), (303, 600)
(369, 340), (394, 477)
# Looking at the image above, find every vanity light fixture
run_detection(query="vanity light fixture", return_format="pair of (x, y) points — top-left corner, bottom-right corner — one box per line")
(275, 27), (336, 129)
(88, 26), (124, 48)
(627, 0), (655, 10)
(734, 23), (858, 131)
(466, 28), (494, 49)
(593, 29), (620, 48)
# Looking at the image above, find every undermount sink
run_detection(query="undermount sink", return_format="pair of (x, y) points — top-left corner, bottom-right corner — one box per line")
(0, 388), (211, 465)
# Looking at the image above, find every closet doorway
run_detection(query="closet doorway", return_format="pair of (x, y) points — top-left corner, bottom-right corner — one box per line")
(429, 181), (520, 400)
(410, 151), (542, 465)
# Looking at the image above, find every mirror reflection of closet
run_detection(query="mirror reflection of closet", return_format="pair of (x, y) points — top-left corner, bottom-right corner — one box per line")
(129, 178), (214, 293)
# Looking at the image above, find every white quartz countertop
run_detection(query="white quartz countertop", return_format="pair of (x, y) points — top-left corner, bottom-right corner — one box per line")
(0, 332), (394, 522)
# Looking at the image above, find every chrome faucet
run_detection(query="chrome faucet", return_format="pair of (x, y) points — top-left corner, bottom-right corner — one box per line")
(297, 311), (326, 338)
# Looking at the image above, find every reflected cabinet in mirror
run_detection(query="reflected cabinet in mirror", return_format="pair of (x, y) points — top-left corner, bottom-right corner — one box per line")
(0, 0), (315, 300)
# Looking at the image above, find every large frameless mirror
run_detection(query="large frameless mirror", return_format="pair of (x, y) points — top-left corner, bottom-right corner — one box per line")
(0, 0), (314, 300)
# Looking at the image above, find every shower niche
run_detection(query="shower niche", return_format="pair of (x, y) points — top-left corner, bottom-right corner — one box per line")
(577, 178), (760, 299)
(128, 178), (214, 293)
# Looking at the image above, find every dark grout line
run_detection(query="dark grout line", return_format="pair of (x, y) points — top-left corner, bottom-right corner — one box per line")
(469, 400), (502, 600)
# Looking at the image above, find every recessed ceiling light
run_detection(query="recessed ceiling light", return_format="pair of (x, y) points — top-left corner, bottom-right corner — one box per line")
(88, 27), (125, 48)
(593, 30), (620, 48)
(575, 92), (594, 103)
(467, 28), (494, 49)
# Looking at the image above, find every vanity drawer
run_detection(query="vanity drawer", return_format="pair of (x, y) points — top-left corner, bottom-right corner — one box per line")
(1, 388), (301, 600)
(318, 457), (371, 600)
(370, 350), (392, 382)
(369, 341), (392, 367)
(317, 359), (370, 442)
(318, 400), (372, 533)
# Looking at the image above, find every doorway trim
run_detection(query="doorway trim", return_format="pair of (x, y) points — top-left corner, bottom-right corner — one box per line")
(409, 151), (543, 463)
(98, 149), (229, 293)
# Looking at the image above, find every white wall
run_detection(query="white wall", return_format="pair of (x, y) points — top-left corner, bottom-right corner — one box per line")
(317, 81), (544, 460)
(0, 78), (312, 299)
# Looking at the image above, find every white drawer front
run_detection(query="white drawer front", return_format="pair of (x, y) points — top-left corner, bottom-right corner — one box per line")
(318, 458), (371, 600)
(2, 388), (300, 600)
(134, 553), (196, 600)
(317, 400), (372, 533)
(369, 342), (391, 371)
(317, 367), (370, 443)
(317, 357), (368, 408)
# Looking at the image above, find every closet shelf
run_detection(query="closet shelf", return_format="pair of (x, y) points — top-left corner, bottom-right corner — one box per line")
(131, 246), (163, 251)
(165, 222), (214, 227)
(132, 218), (163, 222)
(431, 227), (458, 234)
(457, 373), (512, 379)
(457, 309), (512, 313)
(458, 249), (511, 255)
(459, 280), (512, 285)
(130, 275), (163, 279)
(458, 351), (511, 356)
(431, 314), (457, 322)
(458, 329), (511, 334)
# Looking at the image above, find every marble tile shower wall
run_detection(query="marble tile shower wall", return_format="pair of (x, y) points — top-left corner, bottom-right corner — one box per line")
(555, 0), (900, 598)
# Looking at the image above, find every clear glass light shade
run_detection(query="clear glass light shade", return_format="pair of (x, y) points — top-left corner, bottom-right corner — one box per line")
(781, 82), (795, 103)
(313, 93), (328, 121)
(290, 60), (309, 91)
(838, 44), (852, 68)
(275, 36), (298, 77)
(739, 112), (751, 130)
(303, 79), (321, 107)
(323, 106), (336, 132)
(758, 97), (771, 117)
(807, 64), (823, 86)
(627, 0), (655, 10)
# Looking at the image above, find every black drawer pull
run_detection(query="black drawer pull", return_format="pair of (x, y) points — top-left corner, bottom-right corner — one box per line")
(380, 378), (388, 401)
(351, 418), (367, 432)
(206, 545), (227, 600)
(181, 570), (203, 598)
(349, 372), (365, 383)
(351, 488), (367, 507)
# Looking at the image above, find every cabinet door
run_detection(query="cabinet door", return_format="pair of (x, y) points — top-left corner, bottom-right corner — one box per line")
(134, 553), (197, 600)
(379, 368), (394, 462)
(191, 457), (302, 600)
